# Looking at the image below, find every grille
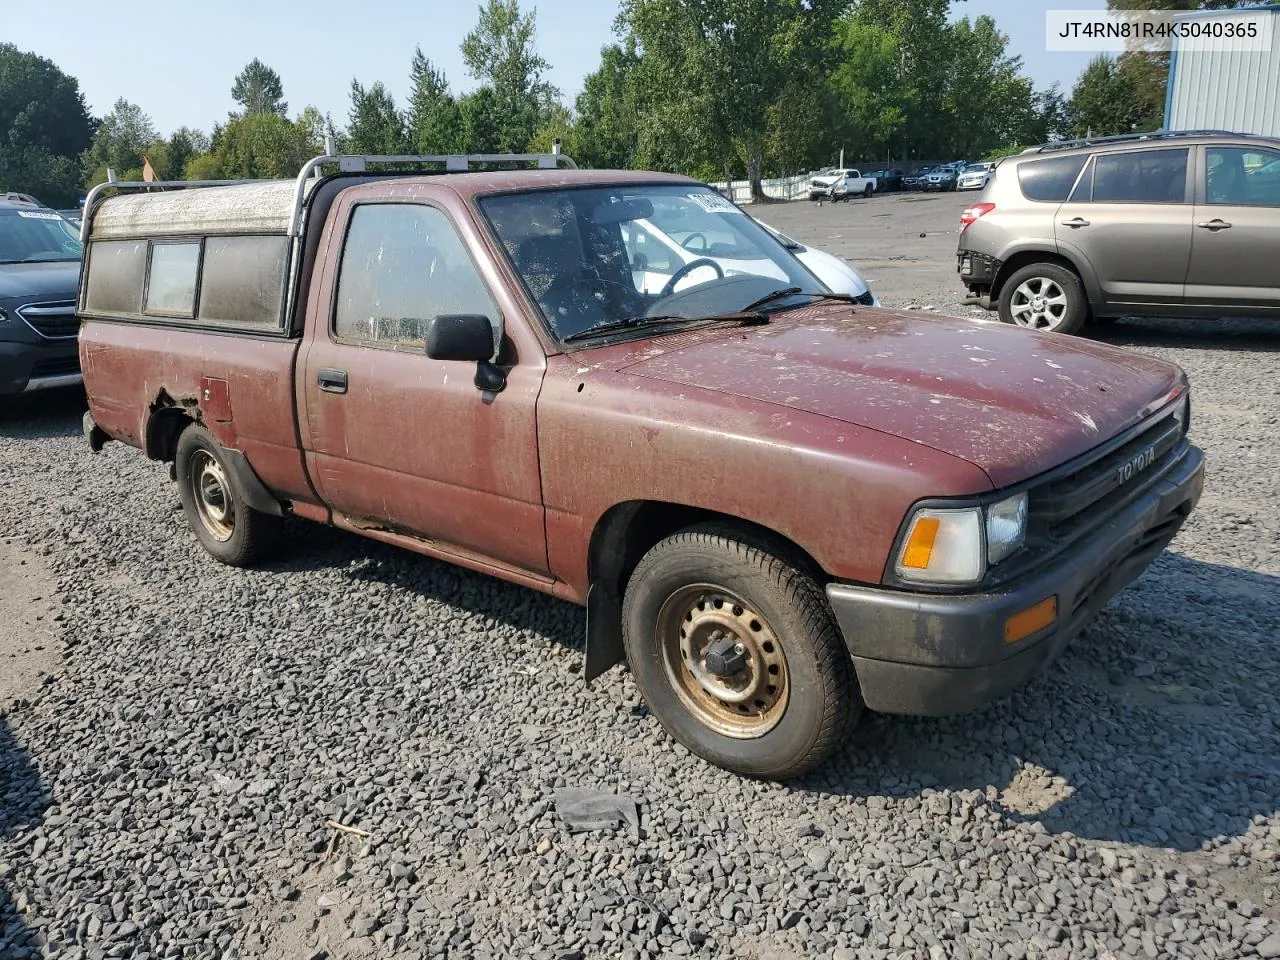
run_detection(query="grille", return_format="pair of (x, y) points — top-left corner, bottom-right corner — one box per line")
(18, 301), (79, 339)
(983, 403), (1189, 589)
(31, 355), (81, 377)
(1032, 413), (1184, 543)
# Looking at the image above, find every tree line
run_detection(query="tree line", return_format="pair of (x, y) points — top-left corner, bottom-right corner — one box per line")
(0, 0), (1233, 208)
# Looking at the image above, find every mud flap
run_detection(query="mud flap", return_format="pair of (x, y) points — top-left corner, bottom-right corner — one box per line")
(219, 448), (285, 517)
(583, 583), (626, 684)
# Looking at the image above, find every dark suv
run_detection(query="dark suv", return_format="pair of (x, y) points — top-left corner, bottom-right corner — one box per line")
(956, 130), (1280, 334)
(0, 196), (84, 394)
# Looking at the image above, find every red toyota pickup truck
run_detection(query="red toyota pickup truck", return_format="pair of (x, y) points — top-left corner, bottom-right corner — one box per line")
(77, 153), (1204, 779)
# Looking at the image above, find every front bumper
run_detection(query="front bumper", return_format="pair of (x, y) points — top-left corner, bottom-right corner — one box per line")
(825, 443), (1205, 716)
(0, 338), (82, 395)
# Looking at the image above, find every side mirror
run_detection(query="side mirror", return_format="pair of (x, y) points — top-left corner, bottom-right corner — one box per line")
(424, 314), (507, 394)
(425, 314), (495, 362)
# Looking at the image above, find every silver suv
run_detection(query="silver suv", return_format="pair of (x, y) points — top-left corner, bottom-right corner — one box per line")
(956, 130), (1280, 334)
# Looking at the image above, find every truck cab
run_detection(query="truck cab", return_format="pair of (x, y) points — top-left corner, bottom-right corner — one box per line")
(76, 153), (1204, 780)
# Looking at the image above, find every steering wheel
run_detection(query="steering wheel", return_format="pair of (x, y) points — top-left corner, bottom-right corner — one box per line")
(680, 232), (708, 253)
(660, 258), (724, 297)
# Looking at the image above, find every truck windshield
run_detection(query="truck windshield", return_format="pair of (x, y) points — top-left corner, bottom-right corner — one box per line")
(479, 185), (822, 342)
(0, 210), (83, 264)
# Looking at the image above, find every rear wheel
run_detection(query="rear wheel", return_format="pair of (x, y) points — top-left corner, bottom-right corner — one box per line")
(998, 262), (1088, 335)
(864, 184), (874, 198)
(176, 424), (281, 566)
(622, 525), (860, 779)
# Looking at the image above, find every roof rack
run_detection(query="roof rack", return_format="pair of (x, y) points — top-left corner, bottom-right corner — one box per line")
(79, 150), (579, 243)
(1, 191), (46, 207)
(1020, 129), (1249, 155)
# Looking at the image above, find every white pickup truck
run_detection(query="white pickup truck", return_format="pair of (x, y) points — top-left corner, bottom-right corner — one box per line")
(808, 168), (877, 201)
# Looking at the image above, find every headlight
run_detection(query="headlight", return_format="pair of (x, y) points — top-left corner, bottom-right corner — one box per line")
(895, 493), (1028, 585)
(1172, 393), (1189, 430)
(986, 493), (1028, 565)
(895, 507), (984, 584)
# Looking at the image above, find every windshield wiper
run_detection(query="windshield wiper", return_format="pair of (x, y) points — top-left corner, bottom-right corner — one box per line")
(739, 288), (863, 314)
(561, 315), (702, 343)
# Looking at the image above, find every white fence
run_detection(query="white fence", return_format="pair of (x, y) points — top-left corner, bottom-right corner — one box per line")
(707, 174), (811, 204)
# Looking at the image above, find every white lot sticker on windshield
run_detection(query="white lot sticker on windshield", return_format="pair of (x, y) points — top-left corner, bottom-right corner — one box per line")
(688, 192), (743, 215)
(16, 211), (63, 220)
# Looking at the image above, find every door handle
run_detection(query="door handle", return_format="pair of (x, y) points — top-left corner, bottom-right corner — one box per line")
(317, 368), (348, 394)
(1060, 217), (1091, 228)
(1196, 219), (1232, 231)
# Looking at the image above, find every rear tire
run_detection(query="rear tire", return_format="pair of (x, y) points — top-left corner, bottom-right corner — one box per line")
(998, 262), (1088, 335)
(622, 525), (860, 779)
(175, 424), (282, 567)
(864, 185), (874, 198)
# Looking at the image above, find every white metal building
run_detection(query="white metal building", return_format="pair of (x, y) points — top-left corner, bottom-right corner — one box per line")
(1165, 5), (1280, 137)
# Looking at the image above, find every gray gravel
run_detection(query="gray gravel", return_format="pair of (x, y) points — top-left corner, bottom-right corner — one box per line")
(1, 201), (1279, 958)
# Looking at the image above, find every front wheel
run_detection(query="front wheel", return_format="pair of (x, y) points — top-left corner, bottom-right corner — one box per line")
(622, 526), (860, 779)
(175, 424), (282, 566)
(998, 262), (1088, 335)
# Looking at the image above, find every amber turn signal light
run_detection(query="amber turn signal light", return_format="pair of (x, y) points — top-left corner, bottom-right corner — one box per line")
(1004, 596), (1057, 645)
(900, 516), (941, 569)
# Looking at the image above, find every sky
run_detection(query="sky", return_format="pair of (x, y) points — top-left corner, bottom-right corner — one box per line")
(6, 0), (1103, 137)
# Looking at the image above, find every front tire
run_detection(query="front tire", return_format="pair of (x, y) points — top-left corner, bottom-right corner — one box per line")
(175, 424), (282, 566)
(998, 262), (1088, 335)
(622, 525), (860, 779)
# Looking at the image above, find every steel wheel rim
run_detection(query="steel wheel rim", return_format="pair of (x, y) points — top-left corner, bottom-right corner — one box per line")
(1009, 277), (1069, 330)
(190, 450), (234, 542)
(657, 584), (790, 739)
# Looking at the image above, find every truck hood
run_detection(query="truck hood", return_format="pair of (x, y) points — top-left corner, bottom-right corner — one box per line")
(0, 261), (81, 301)
(616, 307), (1182, 488)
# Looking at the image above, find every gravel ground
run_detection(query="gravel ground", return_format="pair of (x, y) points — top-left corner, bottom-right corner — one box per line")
(1, 196), (1278, 960)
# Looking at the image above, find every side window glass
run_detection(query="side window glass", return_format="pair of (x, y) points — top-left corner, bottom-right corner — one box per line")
(1092, 149), (1188, 204)
(1206, 147), (1280, 207)
(145, 241), (201, 317)
(84, 240), (147, 314)
(334, 204), (499, 350)
(1017, 155), (1088, 202)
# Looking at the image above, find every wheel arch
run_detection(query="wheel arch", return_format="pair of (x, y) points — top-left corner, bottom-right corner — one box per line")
(992, 247), (1101, 304)
(582, 499), (826, 683)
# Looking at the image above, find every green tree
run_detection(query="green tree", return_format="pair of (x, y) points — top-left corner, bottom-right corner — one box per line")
(1067, 54), (1151, 137)
(573, 42), (643, 169)
(83, 98), (158, 186)
(231, 59), (288, 117)
(347, 80), (409, 154)
(828, 19), (908, 165)
(408, 47), (465, 153)
(619, 0), (842, 199)
(461, 0), (559, 152)
(143, 127), (210, 181)
(0, 44), (94, 206)
(185, 112), (320, 179)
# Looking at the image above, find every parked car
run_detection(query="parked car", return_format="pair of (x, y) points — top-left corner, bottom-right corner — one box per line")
(0, 195), (84, 395)
(922, 166), (960, 192)
(901, 166), (936, 190)
(619, 208), (879, 305)
(808, 168), (877, 201)
(866, 169), (905, 193)
(957, 162), (993, 191)
(78, 153), (1204, 779)
(756, 222), (880, 305)
(957, 129), (1280, 334)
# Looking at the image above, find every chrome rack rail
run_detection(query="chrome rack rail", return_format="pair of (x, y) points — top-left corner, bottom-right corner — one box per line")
(285, 151), (578, 236)
(79, 149), (579, 244)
